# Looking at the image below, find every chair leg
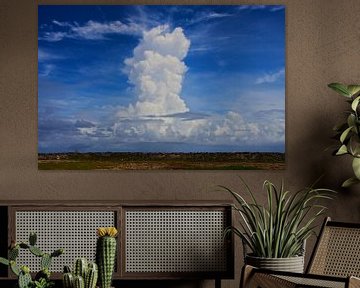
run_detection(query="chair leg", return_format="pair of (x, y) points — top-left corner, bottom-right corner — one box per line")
(240, 265), (296, 288)
(240, 265), (255, 288)
(349, 276), (360, 288)
(215, 278), (221, 288)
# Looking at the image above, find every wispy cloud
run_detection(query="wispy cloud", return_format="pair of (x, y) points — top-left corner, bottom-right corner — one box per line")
(238, 5), (285, 12)
(38, 49), (64, 62)
(270, 6), (285, 12)
(39, 19), (144, 42)
(39, 64), (55, 77)
(255, 68), (285, 84)
(188, 11), (233, 26)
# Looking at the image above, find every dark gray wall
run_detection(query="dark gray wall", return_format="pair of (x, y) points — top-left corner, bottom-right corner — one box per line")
(1, 0), (360, 287)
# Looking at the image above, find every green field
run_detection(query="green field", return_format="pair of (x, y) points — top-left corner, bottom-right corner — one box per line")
(38, 152), (285, 170)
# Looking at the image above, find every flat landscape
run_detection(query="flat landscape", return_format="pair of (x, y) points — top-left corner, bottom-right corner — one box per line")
(38, 152), (285, 170)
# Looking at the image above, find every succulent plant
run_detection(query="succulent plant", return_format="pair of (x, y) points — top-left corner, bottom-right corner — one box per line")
(0, 232), (63, 288)
(63, 259), (98, 288)
(96, 227), (118, 288)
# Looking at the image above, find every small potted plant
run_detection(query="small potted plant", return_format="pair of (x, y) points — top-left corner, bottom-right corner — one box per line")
(0, 232), (63, 288)
(221, 178), (334, 272)
(328, 82), (360, 187)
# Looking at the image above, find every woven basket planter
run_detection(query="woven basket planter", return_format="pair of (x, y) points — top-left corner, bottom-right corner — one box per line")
(245, 254), (305, 273)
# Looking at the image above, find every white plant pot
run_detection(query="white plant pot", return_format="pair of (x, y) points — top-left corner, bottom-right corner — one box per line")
(245, 254), (305, 273)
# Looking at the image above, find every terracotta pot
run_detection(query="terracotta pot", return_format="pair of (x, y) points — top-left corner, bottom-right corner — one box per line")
(245, 254), (304, 273)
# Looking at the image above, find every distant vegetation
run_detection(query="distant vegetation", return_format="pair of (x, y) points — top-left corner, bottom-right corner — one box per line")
(38, 152), (285, 170)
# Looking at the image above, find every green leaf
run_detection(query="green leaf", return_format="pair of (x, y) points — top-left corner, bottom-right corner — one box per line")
(340, 126), (353, 143)
(10, 261), (20, 276)
(347, 85), (360, 97)
(352, 157), (360, 179)
(342, 177), (360, 188)
(350, 135), (360, 156)
(29, 232), (37, 246)
(328, 83), (351, 97)
(347, 114), (356, 128)
(0, 257), (9, 266)
(336, 144), (348, 155)
(352, 96), (360, 111)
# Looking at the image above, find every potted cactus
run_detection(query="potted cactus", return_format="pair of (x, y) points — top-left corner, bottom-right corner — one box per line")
(0, 232), (63, 288)
(96, 227), (118, 288)
(62, 258), (98, 288)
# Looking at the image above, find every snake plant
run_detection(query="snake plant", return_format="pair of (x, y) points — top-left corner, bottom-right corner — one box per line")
(328, 83), (360, 187)
(221, 178), (335, 258)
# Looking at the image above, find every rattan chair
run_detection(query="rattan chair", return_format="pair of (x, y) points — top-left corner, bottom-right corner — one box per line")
(241, 217), (360, 288)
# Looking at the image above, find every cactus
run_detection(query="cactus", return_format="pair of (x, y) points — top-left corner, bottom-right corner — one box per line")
(29, 245), (44, 257)
(35, 268), (51, 282)
(29, 232), (37, 246)
(63, 260), (98, 288)
(51, 248), (64, 258)
(18, 270), (32, 288)
(96, 227), (118, 288)
(74, 258), (88, 279)
(85, 263), (98, 288)
(63, 272), (74, 288)
(0, 232), (64, 288)
(10, 260), (20, 276)
(41, 253), (52, 270)
(9, 246), (19, 260)
(0, 257), (9, 266)
(74, 275), (85, 288)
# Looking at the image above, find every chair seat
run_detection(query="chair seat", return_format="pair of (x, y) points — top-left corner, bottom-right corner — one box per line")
(242, 265), (360, 288)
(277, 275), (346, 288)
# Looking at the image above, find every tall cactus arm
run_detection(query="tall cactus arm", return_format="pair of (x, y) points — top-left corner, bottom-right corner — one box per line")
(85, 262), (98, 288)
(74, 258), (88, 279)
(73, 275), (85, 288)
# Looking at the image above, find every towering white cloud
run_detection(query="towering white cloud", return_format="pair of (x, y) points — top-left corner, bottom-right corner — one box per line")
(111, 24), (284, 150)
(119, 25), (190, 117)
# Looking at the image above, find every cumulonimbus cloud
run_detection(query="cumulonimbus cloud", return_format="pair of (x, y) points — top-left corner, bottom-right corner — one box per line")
(119, 25), (190, 117)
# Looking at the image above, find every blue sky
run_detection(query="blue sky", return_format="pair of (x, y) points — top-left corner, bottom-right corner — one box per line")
(38, 5), (285, 153)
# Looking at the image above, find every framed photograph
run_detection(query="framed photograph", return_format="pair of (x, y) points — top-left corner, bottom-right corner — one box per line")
(38, 5), (285, 170)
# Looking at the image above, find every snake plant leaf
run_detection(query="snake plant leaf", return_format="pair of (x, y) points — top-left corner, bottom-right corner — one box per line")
(352, 157), (360, 179)
(347, 85), (360, 97)
(328, 83), (351, 97)
(342, 177), (360, 188)
(336, 144), (348, 155)
(351, 96), (360, 111)
(340, 126), (353, 143)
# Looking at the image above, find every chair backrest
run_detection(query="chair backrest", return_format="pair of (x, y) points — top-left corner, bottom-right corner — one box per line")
(307, 217), (360, 277)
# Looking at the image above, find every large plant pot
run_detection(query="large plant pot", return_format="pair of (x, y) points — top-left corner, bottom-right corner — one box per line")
(245, 254), (304, 273)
